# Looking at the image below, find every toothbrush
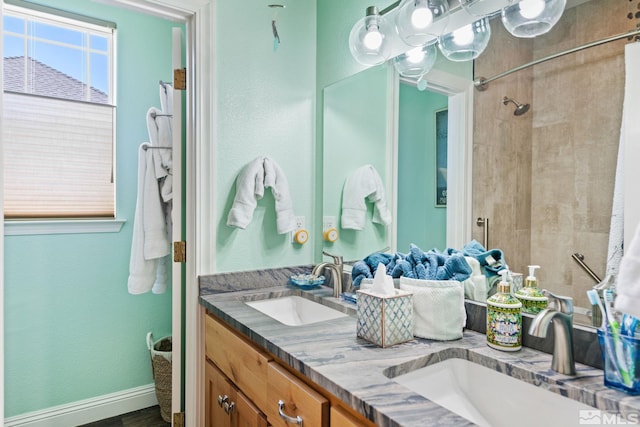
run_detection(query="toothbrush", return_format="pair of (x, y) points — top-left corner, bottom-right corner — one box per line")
(622, 314), (639, 337)
(587, 290), (623, 380)
(587, 289), (606, 329)
(603, 289), (633, 387)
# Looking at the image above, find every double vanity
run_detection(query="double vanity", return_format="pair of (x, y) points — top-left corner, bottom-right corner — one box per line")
(200, 266), (640, 426)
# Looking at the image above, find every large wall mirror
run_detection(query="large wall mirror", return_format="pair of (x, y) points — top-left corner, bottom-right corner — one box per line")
(321, 0), (638, 327)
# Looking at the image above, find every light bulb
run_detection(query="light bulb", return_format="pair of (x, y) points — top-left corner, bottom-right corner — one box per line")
(363, 28), (383, 50)
(519, 0), (546, 19)
(406, 47), (426, 64)
(411, 7), (433, 29)
(452, 24), (474, 46)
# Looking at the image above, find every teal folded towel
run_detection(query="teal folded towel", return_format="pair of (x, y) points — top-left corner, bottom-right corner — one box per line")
(352, 244), (472, 286)
(462, 239), (506, 277)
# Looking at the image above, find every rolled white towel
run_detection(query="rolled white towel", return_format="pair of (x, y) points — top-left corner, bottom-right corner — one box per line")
(615, 223), (640, 319)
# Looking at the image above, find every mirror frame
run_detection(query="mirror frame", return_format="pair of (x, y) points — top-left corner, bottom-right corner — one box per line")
(391, 69), (475, 252)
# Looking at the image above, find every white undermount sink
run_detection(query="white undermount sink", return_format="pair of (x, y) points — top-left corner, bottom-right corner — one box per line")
(392, 358), (594, 427)
(245, 296), (348, 326)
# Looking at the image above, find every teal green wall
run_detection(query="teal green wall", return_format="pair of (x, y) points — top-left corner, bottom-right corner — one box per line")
(397, 83), (448, 252)
(322, 65), (391, 261)
(214, 0), (317, 272)
(4, 1), (178, 417)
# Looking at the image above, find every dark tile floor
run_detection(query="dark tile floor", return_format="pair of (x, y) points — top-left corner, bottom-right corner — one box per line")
(77, 405), (170, 427)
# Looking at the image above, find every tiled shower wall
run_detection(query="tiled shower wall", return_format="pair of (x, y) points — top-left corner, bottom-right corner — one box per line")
(473, 0), (633, 309)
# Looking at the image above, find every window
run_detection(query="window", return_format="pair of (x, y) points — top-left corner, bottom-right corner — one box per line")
(2, 2), (116, 219)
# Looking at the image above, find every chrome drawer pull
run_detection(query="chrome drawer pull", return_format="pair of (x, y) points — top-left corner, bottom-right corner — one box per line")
(278, 400), (303, 426)
(217, 395), (228, 407)
(224, 400), (235, 414)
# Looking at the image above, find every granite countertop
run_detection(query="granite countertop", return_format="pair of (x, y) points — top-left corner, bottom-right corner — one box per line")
(199, 268), (640, 427)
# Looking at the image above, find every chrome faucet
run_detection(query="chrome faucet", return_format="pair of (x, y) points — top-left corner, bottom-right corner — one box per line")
(528, 290), (576, 375)
(312, 251), (344, 298)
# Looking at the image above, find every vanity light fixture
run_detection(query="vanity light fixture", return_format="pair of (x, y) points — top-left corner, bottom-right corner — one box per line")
(438, 17), (491, 62)
(395, 0), (449, 46)
(501, 0), (567, 38)
(349, 0), (567, 74)
(393, 42), (438, 77)
(459, 0), (502, 17)
(349, 6), (392, 66)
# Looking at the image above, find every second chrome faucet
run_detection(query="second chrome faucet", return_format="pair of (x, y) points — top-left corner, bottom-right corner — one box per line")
(312, 250), (344, 298)
(529, 290), (576, 375)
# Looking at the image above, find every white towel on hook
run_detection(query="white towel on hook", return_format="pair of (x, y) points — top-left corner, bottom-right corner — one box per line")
(226, 156), (297, 234)
(341, 165), (392, 230)
(146, 106), (173, 202)
(127, 143), (171, 295)
(614, 42), (640, 318)
(615, 223), (640, 319)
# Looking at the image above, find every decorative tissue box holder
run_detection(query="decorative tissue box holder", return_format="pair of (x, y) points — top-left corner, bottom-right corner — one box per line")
(356, 289), (414, 348)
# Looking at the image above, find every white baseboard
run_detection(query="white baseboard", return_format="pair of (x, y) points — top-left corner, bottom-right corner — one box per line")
(4, 384), (159, 427)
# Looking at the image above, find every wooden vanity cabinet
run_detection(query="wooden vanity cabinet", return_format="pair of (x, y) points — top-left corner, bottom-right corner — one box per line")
(204, 310), (375, 427)
(330, 406), (368, 427)
(205, 314), (271, 410)
(265, 362), (329, 427)
(205, 360), (268, 427)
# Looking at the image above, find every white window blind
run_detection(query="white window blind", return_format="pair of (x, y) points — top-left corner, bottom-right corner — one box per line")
(2, 3), (116, 219)
(3, 93), (115, 218)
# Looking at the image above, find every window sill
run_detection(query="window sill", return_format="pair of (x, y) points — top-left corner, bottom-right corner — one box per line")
(4, 218), (126, 236)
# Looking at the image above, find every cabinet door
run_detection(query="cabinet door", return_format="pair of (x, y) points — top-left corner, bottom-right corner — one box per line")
(205, 312), (272, 409)
(266, 362), (329, 427)
(233, 387), (269, 427)
(205, 360), (233, 427)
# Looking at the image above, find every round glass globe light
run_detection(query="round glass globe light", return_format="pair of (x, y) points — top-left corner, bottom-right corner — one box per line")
(501, 0), (566, 38)
(393, 43), (438, 78)
(395, 0), (449, 46)
(437, 17), (491, 62)
(348, 11), (392, 66)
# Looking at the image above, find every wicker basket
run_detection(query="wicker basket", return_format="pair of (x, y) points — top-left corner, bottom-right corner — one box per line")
(147, 332), (172, 423)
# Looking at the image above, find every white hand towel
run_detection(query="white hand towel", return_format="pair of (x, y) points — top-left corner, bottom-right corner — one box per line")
(263, 156), (297, 234)
(341, 165), (392, 230)
(226, 156), (297, 234)
(227, 156), (267, 230)
(615, 223), (640, 319)
(128, 143), (171, 295)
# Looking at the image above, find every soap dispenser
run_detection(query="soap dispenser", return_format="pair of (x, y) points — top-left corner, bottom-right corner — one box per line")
(486, 268), (522, 351)
(515, 265), (549, 315)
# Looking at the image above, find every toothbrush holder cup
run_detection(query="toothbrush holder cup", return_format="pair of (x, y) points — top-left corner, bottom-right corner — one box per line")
(597, 328), (640, 395)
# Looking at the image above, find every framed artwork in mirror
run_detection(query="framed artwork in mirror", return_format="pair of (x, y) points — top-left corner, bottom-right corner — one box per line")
(435, 108), (448, 207)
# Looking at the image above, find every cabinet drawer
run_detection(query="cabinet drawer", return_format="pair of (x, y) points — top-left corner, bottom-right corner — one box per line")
(265, 362), (329, 427)
(331, 405), (374, 427)
(205, 312), (272, 409)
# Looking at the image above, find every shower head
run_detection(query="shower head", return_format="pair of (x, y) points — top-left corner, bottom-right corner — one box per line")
(503, 96), (530, 116)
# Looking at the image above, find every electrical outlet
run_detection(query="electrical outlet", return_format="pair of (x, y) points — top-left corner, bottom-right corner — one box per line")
(323, 216), (336, 232)
(291, 216), (307, 243)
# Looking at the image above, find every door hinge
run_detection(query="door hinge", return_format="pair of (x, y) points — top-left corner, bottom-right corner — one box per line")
(173, 412), (185, 427)
(174, 67), (186, 90)
(174, 241), (186, 263)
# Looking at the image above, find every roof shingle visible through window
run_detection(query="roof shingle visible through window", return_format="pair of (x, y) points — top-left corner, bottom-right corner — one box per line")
(3, 56), (108, 104)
